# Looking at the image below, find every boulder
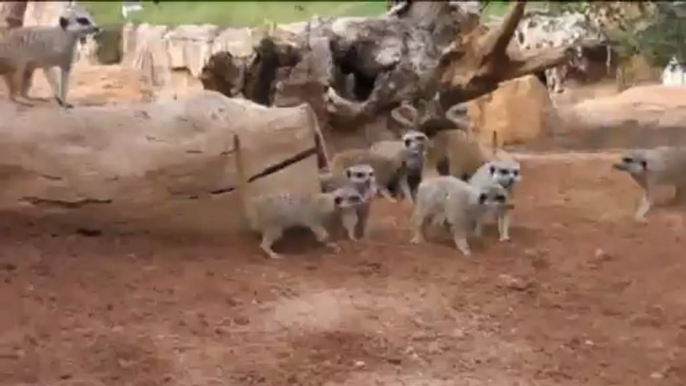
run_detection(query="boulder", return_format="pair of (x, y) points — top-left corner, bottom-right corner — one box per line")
(0, 91), (327, 235)
(0, 1), (27, 28)
(554, 85), (686, 150)
(467, 75), (557, 147)
(23, 1), (67, 27)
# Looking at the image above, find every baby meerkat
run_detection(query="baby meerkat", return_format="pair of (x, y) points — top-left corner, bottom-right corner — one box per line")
(468, 158), (522, 241)
(613, 146), (686, 221)
(411, 176), (513, 257)
(330, 147), (416, 203)
(320, 163), (377, 239)
(234, 135), (364, 260)
(370, 130), (429, 203)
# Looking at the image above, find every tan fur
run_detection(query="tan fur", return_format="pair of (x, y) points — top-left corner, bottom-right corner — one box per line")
(234, 135), (362, 259)
(410, 175), (513, 257)
(613, 146), (686, 221)
(319, 164), (376, 239)
(427, 130), (490, 179)
(330, 148), (409, 203)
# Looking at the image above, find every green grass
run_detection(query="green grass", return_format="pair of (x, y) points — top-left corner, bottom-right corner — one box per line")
(81, 1), (388, 28)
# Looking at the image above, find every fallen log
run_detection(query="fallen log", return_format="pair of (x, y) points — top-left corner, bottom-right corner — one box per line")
(0, 91), (329, 235)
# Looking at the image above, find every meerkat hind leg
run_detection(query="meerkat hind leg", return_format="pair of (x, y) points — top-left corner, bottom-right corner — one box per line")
(410, 211), (428, 244)
(309, 224), (341, 253)
(634, 189), (653, 222)
(6, 69), (34, 106)
(450, 226), (472, 257)
(260, 227), (285, 260)
(376, 184), (398, 203)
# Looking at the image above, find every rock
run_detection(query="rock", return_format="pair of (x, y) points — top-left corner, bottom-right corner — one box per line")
(468, 75), (557, 147)
(497, 274), (531, 291)
(23, 1), (67, 27)
(0, 1), (27, 28)
(0, 91), (326, 235)
(166, 24), (221, 77)
(557, 85), (686, 150)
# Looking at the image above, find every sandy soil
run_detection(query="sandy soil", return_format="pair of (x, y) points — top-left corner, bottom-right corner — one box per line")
(1, 66), (685, 386)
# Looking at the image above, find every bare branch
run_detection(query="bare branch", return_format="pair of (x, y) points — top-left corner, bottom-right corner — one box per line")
(480, 1), (526, 58)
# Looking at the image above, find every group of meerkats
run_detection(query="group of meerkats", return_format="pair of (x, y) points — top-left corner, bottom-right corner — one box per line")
(2, 6), (685, 260)
(235, 104), (686, 260)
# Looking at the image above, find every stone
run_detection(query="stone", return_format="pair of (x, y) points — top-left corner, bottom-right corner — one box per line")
(556, 85), (686, 149)
(23, 1), (67, 27)
(468, 74), (557, 147)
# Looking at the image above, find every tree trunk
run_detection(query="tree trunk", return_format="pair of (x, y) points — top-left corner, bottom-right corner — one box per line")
(201, 1), (577, 144)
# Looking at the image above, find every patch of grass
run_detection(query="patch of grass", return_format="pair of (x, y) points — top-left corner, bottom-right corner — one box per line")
(480, 1), (550, 22)
(81, 1), (388, 28)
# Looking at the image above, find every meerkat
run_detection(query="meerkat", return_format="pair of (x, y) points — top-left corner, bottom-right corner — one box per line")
(370, 129), (429, 202)
(0, 4), (100, 108)
(234, 135), (364, 260)
(613, 146), (686, 222)
(389, 98), (490, 181)
(468, 158), (521, 242)
(329, 147), (419, 204)
(410, 175), (513, 257)
(319, 163), (377, 239)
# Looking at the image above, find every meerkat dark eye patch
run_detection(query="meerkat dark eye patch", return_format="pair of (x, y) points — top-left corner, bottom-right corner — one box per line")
(349, 195), (362, 204)
(478, 193), (488, 204)
(641, 160), (647, 169)
(489, 166), (496, 175)
(76, 17), (92, 26)
(334, 196), (343, 206)
(494, 194), (507, 203)
(622, 157), (633, 163)
(345, 169), (352, 178)
(404, 139), (412, 147)
(59, 16), (69, 29)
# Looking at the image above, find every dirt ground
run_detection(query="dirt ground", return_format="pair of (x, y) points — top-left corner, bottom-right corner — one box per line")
(1, 66), (685, 386)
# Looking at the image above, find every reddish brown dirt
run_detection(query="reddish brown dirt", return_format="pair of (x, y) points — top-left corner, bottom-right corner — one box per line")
(1, 153), (685, 386)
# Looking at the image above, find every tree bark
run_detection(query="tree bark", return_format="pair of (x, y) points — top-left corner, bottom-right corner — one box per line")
(201, 0), (578, 141)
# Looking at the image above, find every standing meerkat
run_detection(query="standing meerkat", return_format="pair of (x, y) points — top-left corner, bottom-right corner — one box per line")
(411, 176), (513, 257)
(468, 157), (521, 242)
(329, 147), (420, 204)
(234, 135), (364, 260)
(0, 4), (100, 108)
(370, 129), (429, 203)
(319, 163), (377, 239)
(613, 146), (686, 221)
(390, 99), (492, 181)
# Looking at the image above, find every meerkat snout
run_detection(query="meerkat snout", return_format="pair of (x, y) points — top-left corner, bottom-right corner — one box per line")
(613, 154), (648, 176)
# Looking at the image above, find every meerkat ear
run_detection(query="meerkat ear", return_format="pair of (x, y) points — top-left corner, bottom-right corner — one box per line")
(334, 196), (343, 206)
(489, 165), (496, 175)
(640, 160), (648, 169)
(345, 169), (352, 178)
(478, 193), (487, 204)
(59, 16), (69, 29)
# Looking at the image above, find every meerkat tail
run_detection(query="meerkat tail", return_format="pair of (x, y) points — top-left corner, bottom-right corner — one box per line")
(491, 130), (499, 157)
(233, 134), (252, 224)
